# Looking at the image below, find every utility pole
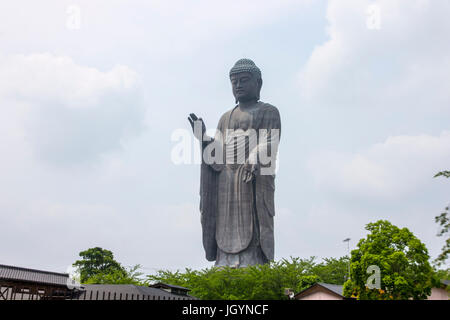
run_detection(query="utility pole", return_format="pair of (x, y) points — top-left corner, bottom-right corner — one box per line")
(343, 238), (351, 281)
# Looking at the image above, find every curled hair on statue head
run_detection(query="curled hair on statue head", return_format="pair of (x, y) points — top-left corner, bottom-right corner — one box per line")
(229, 58), (263, 103)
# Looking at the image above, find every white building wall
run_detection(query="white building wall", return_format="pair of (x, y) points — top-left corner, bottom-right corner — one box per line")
(428, 288), (449, 300)
(298, 291), (343, 300)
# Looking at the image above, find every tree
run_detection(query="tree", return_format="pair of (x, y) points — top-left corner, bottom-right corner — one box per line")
(73, 247), (126, 283)
(343, 220), (433, 300)
(434, 171), (450, 179)
(433, 171), (450, 266)
(83, 264), (144, 285)
(146, 256), (348, 300)
(311, 256), (349, 285)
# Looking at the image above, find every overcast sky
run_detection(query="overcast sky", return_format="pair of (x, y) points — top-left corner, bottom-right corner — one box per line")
(1, 0), (449, 275)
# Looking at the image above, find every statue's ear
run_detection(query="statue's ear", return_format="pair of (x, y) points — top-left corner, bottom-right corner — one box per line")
(257, 78), (263, 101)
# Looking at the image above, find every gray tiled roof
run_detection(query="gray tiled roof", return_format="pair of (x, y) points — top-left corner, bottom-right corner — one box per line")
(317, 282), (344, 296)
(79, 284), (197, 300)
(294, 282), (344, 299)
(149, 282), (191, 291)
(0, 264), (69, 287)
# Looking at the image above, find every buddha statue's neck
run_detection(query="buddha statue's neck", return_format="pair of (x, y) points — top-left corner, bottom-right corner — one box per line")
(238, 99), (259, 110)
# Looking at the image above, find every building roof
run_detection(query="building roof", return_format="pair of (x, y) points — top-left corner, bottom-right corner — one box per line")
(149, 282), (191, 292)
(80, 284), (197, 300)
(317, 282), (344, 296)
(441, 279), (450, 287)
(295, 280), (450, 300)
(294, 282), (344, 299)
(0, 264), (69, 287)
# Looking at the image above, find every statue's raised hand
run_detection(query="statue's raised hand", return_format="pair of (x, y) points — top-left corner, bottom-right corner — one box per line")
(188, 113), (206, 141)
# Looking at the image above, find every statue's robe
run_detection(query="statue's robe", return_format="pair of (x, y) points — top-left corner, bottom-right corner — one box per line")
(199, 102), (281, 266)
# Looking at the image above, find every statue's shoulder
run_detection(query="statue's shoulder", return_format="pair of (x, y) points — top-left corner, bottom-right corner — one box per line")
(219, 105), (238, 121)
(216, 106), (237, 129)
(258, 101), (278, 111)
(221, 107), (235, 118)
(258, 101), (280, 117)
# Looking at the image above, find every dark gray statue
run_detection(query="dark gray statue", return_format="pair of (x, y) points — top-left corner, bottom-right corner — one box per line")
(188, 59), (281, 267)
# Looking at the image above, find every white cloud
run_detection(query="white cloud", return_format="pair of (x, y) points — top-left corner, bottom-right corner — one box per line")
(0, 53), (145, 165)
(0, 53), (138, 106)
(298, 0), (450, 111)
(295, 0), (450, 261)
(0, 0), (313, 59)
(87, 0), (313, 54)
(308, 131), (450, 199)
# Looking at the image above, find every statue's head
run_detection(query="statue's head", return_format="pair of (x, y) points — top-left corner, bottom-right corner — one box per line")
(229, 58), (262, 104)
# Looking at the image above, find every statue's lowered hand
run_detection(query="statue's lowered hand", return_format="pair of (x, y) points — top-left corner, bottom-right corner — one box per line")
(188, 113), (206, 141)
(243, 162), (259, 183)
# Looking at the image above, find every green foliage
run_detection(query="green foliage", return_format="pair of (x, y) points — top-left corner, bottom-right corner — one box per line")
(73, 247), (127, 283)
(84, 264), (145, 285)
(432, 268), (450, 282)
(146, 256), (348, 300)
(434, 171), (450, 178)
(312, 256), (349, 284)
(433, 171), (450, 266)
(343, 220), (433, 300)
(431, 267), (450, 294)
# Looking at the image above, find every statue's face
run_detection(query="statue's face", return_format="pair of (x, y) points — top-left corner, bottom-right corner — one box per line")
(230, 72), (261, 103)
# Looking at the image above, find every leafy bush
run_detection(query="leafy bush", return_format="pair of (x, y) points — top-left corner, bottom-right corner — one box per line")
(146, 256), (348, 300)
